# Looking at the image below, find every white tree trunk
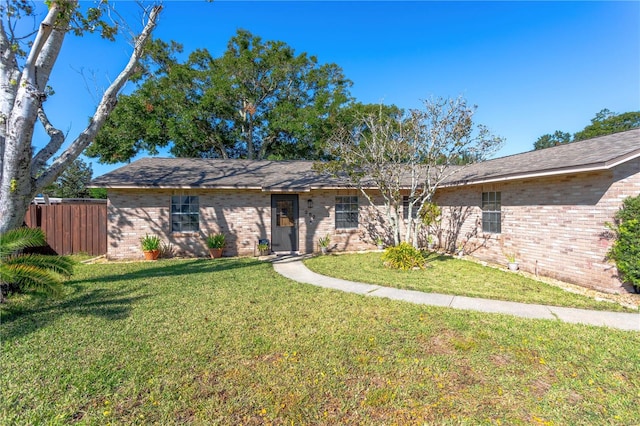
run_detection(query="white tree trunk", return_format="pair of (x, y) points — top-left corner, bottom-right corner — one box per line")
(0, 3), (161, 234)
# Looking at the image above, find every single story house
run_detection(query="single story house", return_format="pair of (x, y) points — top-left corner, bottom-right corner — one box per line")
(91, 129), (640, 294)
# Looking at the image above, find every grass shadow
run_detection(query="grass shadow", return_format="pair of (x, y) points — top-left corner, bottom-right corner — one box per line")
(70, 257), (266, 286)
(1, 282), (150, 341)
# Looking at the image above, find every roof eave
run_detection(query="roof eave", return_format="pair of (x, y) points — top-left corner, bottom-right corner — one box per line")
(445, 155), (639, 187)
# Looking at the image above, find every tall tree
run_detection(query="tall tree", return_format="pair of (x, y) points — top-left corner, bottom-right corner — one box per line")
(0, 1), (161, 233)
(43, 158), (93, 199)
(573, 110), (640, 141)
(533, 109), (640, 150)
(533, 130), (572, 150)
(88, 29), (353, 162)
(322, 96), (504, 247)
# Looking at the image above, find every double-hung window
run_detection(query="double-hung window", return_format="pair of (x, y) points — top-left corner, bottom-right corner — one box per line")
(335, 196), (358, 229)
(481, 192), (501, 233)
(403, 196), (420, 220)
(171, 195), (199, 232)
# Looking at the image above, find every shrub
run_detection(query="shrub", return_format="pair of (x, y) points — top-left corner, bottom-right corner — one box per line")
(140, 234), (161, 251)
(0, 227), (74, 301)
(158, 241), (174, 258)
(206, 233), (226, 249)
(382, 242), (426, 270)
(607, 195), (640, 292)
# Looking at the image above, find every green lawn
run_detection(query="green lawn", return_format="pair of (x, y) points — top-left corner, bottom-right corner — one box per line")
(304, 252), (638, 312)
(2, 258), (639, 425)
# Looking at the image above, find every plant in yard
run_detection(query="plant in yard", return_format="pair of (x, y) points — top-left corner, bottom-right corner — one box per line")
(257, 242), (269, 255)
(504, 251), (518, 271)
(318, 234), (331, 254)
(427, 235), (436, 250)
(206, 233), (226, 258)
(0, 227), (74, 301)
(140, 234), (161, 252)
(382, 242), (427, 270)
(140, 234), (162, 260)
(375, 236), (384, 249)
(158, 241), (174, 259)
(607, 194), (640, 293)
(206, 233), (226, 249)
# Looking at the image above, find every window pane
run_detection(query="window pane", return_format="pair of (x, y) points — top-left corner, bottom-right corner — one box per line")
(171, 196), (199, 232)
(335, 196), (358, 228)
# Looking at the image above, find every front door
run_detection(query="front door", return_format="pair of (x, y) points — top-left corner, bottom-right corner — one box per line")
(271, 195), (298, 252)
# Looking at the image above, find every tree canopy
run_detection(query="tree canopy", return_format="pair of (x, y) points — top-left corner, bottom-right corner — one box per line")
(88, 29), (354, 162)
(533, 109), (640, 150)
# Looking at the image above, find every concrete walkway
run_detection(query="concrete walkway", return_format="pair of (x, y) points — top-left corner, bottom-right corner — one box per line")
(271, 255), (640, 332)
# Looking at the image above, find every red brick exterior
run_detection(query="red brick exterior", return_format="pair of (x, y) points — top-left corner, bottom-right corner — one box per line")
(106, 159), (638, 293)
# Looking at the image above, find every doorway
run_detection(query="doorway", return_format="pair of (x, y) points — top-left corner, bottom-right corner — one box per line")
(271, 194), (299, 252)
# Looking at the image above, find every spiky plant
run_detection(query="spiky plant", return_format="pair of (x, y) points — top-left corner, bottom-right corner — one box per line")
(0, 227), (74, 301)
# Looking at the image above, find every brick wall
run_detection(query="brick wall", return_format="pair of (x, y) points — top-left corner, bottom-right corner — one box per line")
(106, 160), (638, 293)
(107, 188), (380, 260)
(434, 159), (640, 293)
(107, 188), (272, 259)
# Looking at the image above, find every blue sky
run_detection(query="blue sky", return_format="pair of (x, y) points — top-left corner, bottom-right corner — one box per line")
(33, 1), (640, 177)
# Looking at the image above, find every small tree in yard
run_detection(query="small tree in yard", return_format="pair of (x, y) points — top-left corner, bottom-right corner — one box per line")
(322, 96), (503, 248)
(607, 195), (640, 293)
(0, 1), (161, 234)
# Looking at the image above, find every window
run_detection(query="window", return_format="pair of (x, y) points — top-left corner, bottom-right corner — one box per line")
(482, 192), (501, 233)
(335, 196), (358, 229)
(403, 196), (420, 220)
(171, 195), (199, 232)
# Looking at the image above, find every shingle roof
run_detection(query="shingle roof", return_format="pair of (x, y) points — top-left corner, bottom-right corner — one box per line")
(91, 129), (640, 190)
(448, 128), (640, 185)
(90, 158), (353, 191)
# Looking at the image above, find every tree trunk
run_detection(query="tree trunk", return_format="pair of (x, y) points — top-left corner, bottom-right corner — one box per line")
(0, 4), (162, 234)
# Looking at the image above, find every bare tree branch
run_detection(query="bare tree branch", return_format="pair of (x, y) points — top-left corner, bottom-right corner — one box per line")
(36, 5), (162, 190)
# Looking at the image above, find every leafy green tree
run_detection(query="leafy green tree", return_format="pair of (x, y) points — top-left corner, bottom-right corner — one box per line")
(532, 109), (640, 150)
(88, 188), (108, 199)
(533, 130), (572, 150)
(0, 227), (74, 302)
(573, 110), (640, 141)
(607, 195), (640, 293)
(43, 158), (93, 198)
(89, 29), (353, 162)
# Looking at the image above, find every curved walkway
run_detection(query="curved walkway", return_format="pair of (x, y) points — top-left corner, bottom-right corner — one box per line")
(271, 255), (640, 331)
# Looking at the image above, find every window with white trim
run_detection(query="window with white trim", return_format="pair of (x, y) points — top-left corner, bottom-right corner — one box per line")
(482, 192), (501, 233)
(335, 196), (358, 229)
(171, 195), (199, 232)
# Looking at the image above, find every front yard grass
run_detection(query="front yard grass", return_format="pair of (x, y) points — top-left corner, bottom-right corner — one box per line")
(2, 258), (639, 424)
(304, 252), (638, 312)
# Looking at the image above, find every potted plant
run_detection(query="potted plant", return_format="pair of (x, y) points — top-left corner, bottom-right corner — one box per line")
(206, 233), (226, 258)
(375, 236), (384, 250)
(505, 252), (519, 271)
(140, 234), (161, 260)
(318, 234), (331, 255)
(257, 242), (270, 256)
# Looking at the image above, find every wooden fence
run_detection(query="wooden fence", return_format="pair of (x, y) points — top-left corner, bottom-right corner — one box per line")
(24, 203), (107, 256)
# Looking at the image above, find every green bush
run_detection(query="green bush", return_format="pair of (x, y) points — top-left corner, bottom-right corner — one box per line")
(382, 242), (426, 270)
(140, 234), (161, 251)
(607, 195), (640, 292)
